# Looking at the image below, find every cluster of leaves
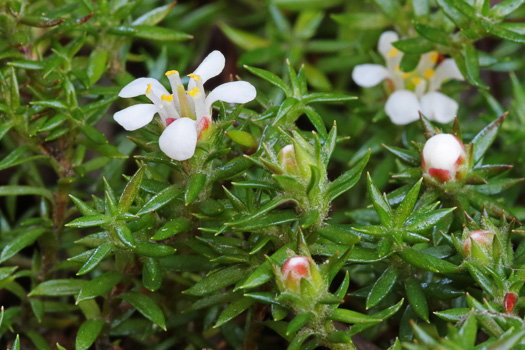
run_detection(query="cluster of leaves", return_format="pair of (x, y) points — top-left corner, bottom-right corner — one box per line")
(2, 0), (525, 349)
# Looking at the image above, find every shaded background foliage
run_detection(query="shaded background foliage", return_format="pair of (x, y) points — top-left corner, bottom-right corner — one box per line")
(2, 0), (525, 349)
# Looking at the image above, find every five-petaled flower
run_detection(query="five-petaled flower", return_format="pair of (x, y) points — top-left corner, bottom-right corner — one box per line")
(352, 31), (464, 125)
(114, 51), (257, 161)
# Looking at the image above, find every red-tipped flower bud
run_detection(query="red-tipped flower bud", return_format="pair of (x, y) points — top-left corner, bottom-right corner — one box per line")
(505, 292), (518, 314)
(463, 230), (494, 260)
(282, 256), (312, 292)
(278, 144), (298, 173)
(422, 134), (467, 184)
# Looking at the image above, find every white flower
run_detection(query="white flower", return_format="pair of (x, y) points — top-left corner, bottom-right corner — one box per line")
(114, 51), (257, 161)
(352, 31), (464, 125)
(422, 133), (467, 183)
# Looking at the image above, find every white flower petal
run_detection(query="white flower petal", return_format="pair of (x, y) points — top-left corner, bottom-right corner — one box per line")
(420, 91), (458, 124)
(113, 104), (159, 131)
(119, 77), (169, 98)
(193, 50), (226, 84)
(352, 64), (389, 88)
(159, 117), (198, 161)
(378, 31), (400, 59)
(384, 90), (421, 125)
(205, 81), (257, 113)
(429, 58), (464, 91)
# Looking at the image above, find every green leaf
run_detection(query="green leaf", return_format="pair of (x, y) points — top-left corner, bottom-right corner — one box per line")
(489, 0), (525, 18)
(404, 278), (429, 322)
(0, 228), (47, 263)
(331, 13), (389, 30)
(400, 53), (420, 72)
(244, 65), (289, 94)
(328, 151), (370, 201)
(225, 196), (297, 227)
(77, 271), (123, 303)
(286, 312), (314, 336)
(404, 207), (455, 233)
(273, 97), (300, 126)
(87, 49), (108, 86)
(76, 320), (104, 350)
(137, 185), (180, 215)
(392, 37), (433, 54)
(12, 335), (20, 350)
(329, 309), (381, 324)
(134, 242), (175, 258)
(143, 257), (162, 292)
(76, 242), (112, 276)
(66, 215), (111, 228)
(219, 23), (269, 50)
(184, 265), (248, 296)
(394, 179), (422, 226)
(240, 243), (293, 289)
(459, 44), (487, 89)
(366, 267), (399, 309)
(413, 23), (452, 45)
(109, 25), (192, 41)
(226, 130), (258, 148)
(471, 113), (506, 165)
(114, 223), (135, 248)
(151, 217), (190, 240)
(29, 279), (86, 297)
(434, 308), (470, 322)
(132, 2), (176, 25)
(120, 292), (166, 330)
(184, 173), (206, 205)
(214, 297), (255, 328)
(119, 166), (145, 213)
(366, 173), (393, 227)
(0, 186), (53, 200)
(327, 330), (352, 344)
(398, 247), (459, 274)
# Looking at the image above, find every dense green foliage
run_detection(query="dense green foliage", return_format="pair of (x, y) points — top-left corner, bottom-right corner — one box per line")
(2, 0), (525, 349)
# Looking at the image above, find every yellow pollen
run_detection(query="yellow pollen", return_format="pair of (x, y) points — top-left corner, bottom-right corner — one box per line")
(187, 87), (200, 97)
(430, 52), (439, 64)
(165, 70), (178, 76)
(402, 72), (409, 79)
(161, 94), (174, 102)
(188, 73), (201, 81)
(146, 83), (152, 94)
(412, 77), (422, 85)
(424, 68), (435, 79)
(388, 48), (399, 58)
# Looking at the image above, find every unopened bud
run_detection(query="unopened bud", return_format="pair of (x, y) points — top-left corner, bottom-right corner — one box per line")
(505, 292), (518, 314)
(281, 256), (324, 294)
(278, 144), (298, 173)
(422, 134), (467, 184)
(463, 230), (494, 260)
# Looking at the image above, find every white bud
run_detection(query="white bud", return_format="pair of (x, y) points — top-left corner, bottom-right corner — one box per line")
(422, 134), (466, 183)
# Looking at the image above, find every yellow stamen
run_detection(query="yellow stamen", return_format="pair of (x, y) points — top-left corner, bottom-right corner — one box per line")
(388, 48), (399, 58)
(402, 72), (409, 79)
(395, 65), (400, 71)
(187, 87), (200, 97)
(146, 83), (152, 94)
(430, 52), (439, 64)
(161, 94), (174, 102)
(188, 73), (201, 81)
(165, 70), (178, 76)
(412, 77), (422, 85)
(424, 68), (435, 79)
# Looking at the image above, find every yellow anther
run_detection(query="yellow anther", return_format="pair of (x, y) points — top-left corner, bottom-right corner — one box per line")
(165, 70), (178, 76)
(187, 87), (200, 97)
(412, 77), (422, 85)
(395, 65), (400, 71)
(402, 72), (409, 79)
(388, 48), (399, 58)
(188, 73), (201, 81)
(161, 94), (174, 102)
(430, 52), (439, 64)
(146, 83), (152, 94)
(424, 68), (435, 79)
